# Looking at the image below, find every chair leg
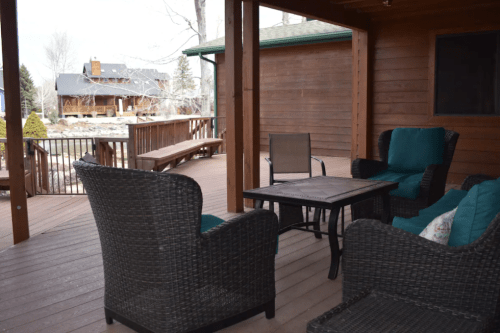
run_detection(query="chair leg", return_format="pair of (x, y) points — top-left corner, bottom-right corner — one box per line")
(265, 299), (275, 319)
(104, 309), (113, 325)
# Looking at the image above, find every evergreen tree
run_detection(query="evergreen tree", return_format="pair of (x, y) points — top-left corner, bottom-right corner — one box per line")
(23, 112), (47, 139)
(19, 64), (37, 116)
(173, 55), (196, 95)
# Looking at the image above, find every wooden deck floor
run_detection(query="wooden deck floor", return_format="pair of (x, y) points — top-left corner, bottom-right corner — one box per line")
(0, 154), (352, 333)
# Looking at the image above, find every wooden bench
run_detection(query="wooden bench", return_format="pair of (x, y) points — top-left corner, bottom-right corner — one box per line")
(135, 138), (223, 171)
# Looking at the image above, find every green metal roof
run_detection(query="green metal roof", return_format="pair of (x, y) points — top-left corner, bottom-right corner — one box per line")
(183, 21), (352, 56)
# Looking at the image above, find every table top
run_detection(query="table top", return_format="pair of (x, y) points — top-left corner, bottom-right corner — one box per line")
(243, 176), (399, 209)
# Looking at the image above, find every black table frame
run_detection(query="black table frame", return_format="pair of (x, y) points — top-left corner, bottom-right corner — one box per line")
(243, 176), (399, 280)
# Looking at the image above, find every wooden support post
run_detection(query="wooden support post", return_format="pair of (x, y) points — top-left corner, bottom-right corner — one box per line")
(351, 30), (372, 161)
(1, 0), (30, 244)
(243, 1), (260, 208)
(225, 0), (244, 212)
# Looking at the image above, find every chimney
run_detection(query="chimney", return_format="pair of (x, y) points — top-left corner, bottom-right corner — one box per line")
(91, 60), (101, 76)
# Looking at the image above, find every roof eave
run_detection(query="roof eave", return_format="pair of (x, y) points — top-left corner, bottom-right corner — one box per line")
(183, 30), (352, 57)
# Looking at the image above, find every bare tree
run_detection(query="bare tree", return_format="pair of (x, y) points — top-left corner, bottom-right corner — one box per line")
(282, 12), (290, 25)
(35, 79), (57, 118)
(194, 0), (211, 116)
(44, 31), (76, 80)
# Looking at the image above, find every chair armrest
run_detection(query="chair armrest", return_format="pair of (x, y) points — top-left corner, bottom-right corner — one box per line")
(197, 209), (278, 310)
(419, 164), (449, 205)
(351, 159), (387, 179)
(461, 174), (496, 191)
(342, 217), (500, 320)
(265, 157), (274, 185)
(311, 156), (326, 176)
(200, 209), (279, 269)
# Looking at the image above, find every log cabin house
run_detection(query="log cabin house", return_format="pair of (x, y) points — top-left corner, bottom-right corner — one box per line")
(55, 61), (170, 117)
(184, 20), (354, 157)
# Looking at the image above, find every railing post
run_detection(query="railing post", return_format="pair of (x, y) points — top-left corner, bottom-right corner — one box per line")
(94, 138), (101, 165)
(127, 125), (136, 169)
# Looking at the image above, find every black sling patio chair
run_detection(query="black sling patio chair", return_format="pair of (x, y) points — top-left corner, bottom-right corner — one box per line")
(266, 133), (335, 235)
(73, 161), (279, 333)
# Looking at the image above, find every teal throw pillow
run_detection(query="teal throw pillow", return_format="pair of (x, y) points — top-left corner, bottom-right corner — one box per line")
(200, 214), (225, 233)
(448, 180), (500, 247)
(388, 127), (445, 173)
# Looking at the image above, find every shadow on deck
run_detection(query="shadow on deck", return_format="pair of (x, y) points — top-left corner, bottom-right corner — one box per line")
(0, 154), (352, 333)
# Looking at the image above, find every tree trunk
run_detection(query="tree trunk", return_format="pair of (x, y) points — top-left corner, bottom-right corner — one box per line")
(195, 0), (211, 117)
(282, 12), (290, 25)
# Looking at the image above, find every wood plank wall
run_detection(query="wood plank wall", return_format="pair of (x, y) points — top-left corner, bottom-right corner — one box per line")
(216, 41), (352, 157)
(370, 6), (500, 184)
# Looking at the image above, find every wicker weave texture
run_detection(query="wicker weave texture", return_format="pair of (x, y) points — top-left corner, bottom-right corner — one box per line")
(342, 171), (500, 332)
(73, 161), (279, 333)
(307, 290), (490, 333)
(351, 129), (460, 221)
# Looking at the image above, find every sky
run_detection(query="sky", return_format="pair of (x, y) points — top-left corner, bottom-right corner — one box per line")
(10, 0), (306, 86)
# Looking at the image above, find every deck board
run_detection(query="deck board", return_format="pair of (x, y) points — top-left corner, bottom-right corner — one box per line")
(0, 154), (360, 332)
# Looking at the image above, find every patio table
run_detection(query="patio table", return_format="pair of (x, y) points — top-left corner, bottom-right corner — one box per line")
(243, 176), (398, 280)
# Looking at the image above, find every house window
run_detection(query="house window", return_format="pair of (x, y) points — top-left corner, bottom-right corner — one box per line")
(434, 31), (500, 116)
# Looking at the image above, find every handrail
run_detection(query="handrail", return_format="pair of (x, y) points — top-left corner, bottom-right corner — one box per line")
(127, 117), (215, 169)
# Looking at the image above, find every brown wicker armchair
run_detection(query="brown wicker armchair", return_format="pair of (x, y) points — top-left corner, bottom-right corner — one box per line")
(73, 161), (279, 333)
(308, 174), (500, 333)
(351, 129), (459, 222)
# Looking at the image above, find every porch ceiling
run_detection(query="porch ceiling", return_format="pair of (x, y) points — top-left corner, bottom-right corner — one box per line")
(258, 0), (500, 25)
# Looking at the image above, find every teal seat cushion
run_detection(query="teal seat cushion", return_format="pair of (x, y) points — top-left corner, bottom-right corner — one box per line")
(448, 180), (500, 247)
(369, 170), (424, 199)
(200, 214), (225, 233)
(393, 189), (468, 235)
(388, 127), (445, 173)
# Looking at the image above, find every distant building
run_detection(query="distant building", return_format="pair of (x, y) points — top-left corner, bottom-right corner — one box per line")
(55, 61), (170, 117)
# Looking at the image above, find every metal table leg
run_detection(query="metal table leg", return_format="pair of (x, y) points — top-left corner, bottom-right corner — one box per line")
(328, 207), (341, 280)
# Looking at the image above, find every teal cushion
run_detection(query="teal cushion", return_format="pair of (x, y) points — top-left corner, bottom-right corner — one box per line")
(393, 189), (468, 235)
(200, 214), (225, 233)
(388, 127), (445, 173)
(448, 180), (500, 247)
(369, 170), (424, 199)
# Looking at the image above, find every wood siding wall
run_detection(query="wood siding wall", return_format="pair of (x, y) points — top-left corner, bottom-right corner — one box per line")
(368, 7), (500, 184)
(216, 41), (352, 157)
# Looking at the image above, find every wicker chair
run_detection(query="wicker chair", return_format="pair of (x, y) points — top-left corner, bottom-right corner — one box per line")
(351, 129), (459, 222)
(73, 161), (279, 333)
(308, 175), (500, 333)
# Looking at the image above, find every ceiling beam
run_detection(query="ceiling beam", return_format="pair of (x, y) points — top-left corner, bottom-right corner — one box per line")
(256, 0), (370, 31)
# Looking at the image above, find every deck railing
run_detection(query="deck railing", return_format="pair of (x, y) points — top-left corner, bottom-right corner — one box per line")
(127, 117), (216, 169)
(34, 138), (94, 195)
(94, 137), (128, 168)
(0, 138), (50, 196)
(63, 105), (117, 116)
(0, 117), (226, 196)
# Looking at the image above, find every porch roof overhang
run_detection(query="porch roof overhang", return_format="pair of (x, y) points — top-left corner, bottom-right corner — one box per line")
(183, 29), (352, 57)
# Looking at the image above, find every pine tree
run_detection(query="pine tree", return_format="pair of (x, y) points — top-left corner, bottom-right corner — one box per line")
(19, 64), (37, 116)
(23, 112), (47, 139)
(173, 55), (196, 95)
